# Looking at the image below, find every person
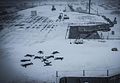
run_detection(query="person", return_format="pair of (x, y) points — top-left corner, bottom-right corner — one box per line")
(58, 13), (63, 21)
(58, 14), (62, 21)
(113, 17), (117, 24)
(51, 5), (56, 11)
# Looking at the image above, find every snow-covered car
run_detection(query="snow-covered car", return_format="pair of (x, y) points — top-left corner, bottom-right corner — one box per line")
(63, 14), (69, 19)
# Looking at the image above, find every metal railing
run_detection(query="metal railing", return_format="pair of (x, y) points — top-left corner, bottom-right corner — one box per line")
(56, 67), (120, 83)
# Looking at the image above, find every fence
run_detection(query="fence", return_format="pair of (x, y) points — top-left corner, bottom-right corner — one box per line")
(55, 67), (120, 83)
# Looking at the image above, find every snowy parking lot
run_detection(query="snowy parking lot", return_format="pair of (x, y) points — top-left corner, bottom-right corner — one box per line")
(0, 1), (120, 83)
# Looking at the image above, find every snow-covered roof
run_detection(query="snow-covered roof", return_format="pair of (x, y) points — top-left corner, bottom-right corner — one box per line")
(64, 12), (109, 26)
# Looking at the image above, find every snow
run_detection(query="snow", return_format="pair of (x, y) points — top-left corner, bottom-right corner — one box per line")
(0, 2), (120, 83)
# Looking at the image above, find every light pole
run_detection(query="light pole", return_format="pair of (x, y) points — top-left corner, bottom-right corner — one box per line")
(88, 0), (91, 14)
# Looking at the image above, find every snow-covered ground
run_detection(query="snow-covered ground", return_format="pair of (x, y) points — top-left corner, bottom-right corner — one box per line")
(0, 1), (120, 83)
